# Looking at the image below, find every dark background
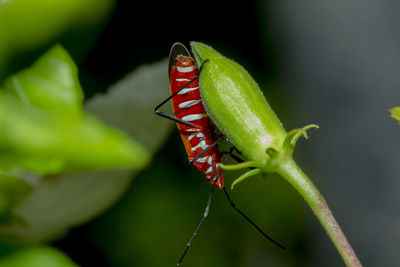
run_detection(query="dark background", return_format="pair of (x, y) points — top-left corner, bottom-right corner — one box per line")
(78, 1), (274, 99)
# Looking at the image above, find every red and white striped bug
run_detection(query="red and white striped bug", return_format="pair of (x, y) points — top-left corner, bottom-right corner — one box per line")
(168, 48), (224, 189)
(155, 43), (284, 265)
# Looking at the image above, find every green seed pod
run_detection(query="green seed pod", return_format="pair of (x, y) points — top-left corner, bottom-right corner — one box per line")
(191, 42), (286, 160)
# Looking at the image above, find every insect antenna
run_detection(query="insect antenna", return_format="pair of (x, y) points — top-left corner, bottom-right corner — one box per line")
(177, 186), (215, 266)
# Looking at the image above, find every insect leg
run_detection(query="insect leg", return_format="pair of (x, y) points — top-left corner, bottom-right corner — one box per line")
(230, 153), (244, 164)
(177, 186), (215, 266)
(155, 59), (209, 129)
(222, 188), (286, 249)
(206, 147), (238, 185)
(154, 82), (199, 128)
(211, 153), (222, 184)
(221, 146), (244, 164)
(189, 136), (227, 165)
(210, 146), (240, 185)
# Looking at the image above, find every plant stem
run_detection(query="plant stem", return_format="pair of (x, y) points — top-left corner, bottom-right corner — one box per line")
(277, 158), (362, 267)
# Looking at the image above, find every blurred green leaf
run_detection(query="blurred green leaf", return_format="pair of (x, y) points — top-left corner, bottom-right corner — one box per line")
(0, 0), (115, 79)
(0, 45), (149, 173)
(390, 107), (400, 123)
(85, 58), (172, 151)
(3, 45), (83, 118)
(0, 244), (78, 267)
(0, 59), (172, 242)
(0, 174), (31, 226)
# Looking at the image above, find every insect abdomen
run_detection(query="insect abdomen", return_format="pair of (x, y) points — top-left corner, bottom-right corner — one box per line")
(169, 55), (223, 189)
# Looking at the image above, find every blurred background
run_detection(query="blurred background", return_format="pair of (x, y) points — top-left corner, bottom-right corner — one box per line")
(1, 0), (400, 266)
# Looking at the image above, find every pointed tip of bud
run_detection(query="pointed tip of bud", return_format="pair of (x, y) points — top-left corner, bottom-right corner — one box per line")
(191, 41), (221, 67)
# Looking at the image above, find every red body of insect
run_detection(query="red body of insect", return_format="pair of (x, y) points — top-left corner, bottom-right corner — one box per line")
(169, 55), (224, 189)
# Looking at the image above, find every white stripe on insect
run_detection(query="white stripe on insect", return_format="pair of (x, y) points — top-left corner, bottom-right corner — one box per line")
(182, 114), (207, 122)
(177, 66), (195, 73)
(195, 155), (211, 163)
(188, 132), (204, 141)
(191, 140), (208, 151)
(206, 164), (220, 174)
(179, 100), (201, 109)
(206, 166), (212, 174)
(177, 87), (199, 95)
(176, 78), (191, 82)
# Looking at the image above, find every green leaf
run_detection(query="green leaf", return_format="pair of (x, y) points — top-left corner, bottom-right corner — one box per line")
(0, 245), (78, 267)
(0, 45), (149, 173)
(3, 45), (83, 118)
(0, 59), (172, 242)
(282, 124), (319, 157)
(225, 124), (319, 189)
(85, 59), (173, 152)
(390, 107), (400, 123)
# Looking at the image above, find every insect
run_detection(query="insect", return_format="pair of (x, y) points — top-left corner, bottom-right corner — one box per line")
(155, 43), (284, 265)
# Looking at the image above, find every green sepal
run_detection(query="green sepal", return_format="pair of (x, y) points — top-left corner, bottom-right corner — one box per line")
(230, 169), (262, 190)
(224, 125), (318, 188)
(282, 124), (319, 157)
(221, 160), (265, 171)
